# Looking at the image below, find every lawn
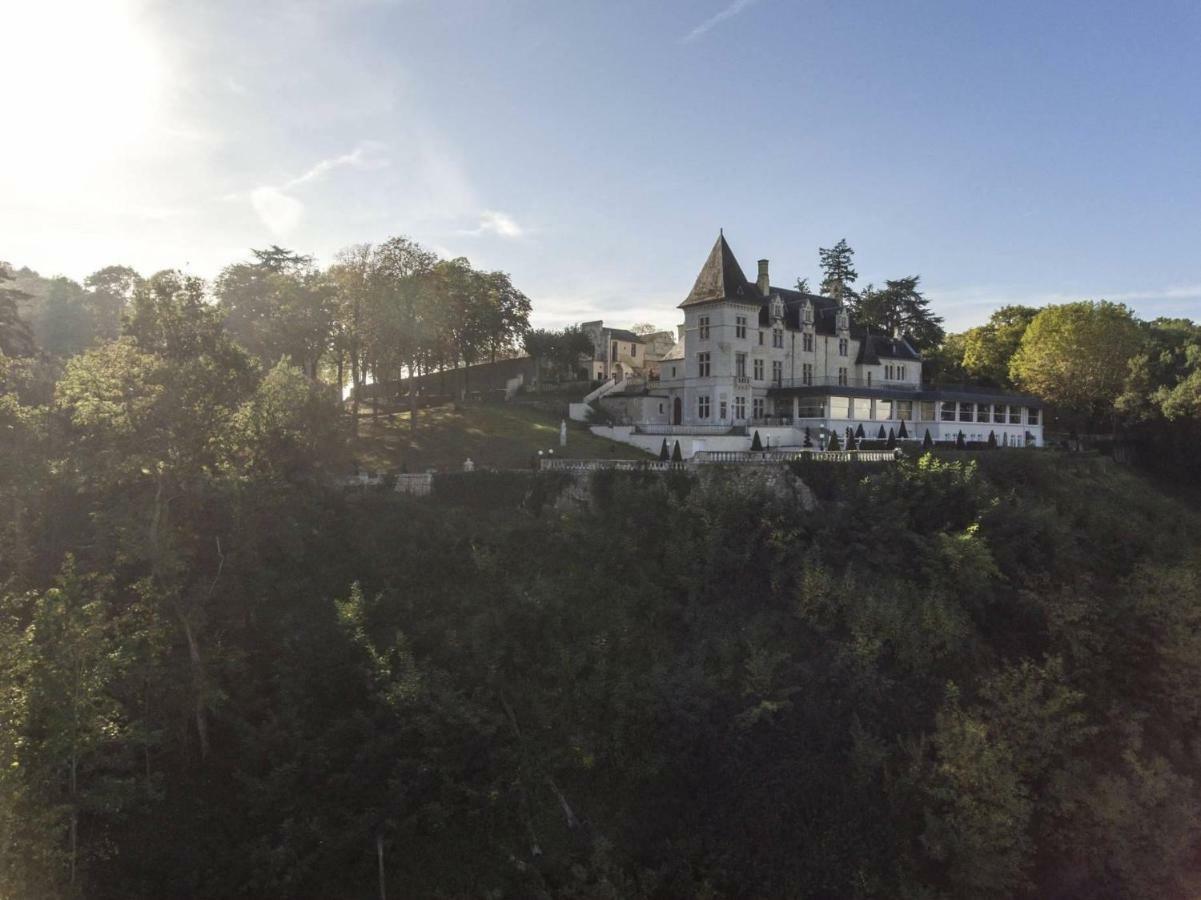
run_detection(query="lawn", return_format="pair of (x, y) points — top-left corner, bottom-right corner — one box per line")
(350, 400), (652, 473)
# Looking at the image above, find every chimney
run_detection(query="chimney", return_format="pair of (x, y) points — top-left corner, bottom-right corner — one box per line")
(676, 323), (685, 342)
(757, 259), (770, 297)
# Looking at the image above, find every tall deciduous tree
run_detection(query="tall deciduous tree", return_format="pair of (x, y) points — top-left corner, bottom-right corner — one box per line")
(1010, 301), (1143, 427)
(960, 305), (1038, 387)
(0, 263), (35, 358)
(83, 265), (143, 343)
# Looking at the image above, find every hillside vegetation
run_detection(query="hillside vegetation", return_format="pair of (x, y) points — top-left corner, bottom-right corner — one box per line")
(3, 441), (1201, 898)
(352, 400), (647, 472)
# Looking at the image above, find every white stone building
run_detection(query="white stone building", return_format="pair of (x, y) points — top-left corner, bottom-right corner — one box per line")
(594, 234), (1044, 457)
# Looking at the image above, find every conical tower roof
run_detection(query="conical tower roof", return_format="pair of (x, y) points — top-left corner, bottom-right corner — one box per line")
(679, 233), (759, 307)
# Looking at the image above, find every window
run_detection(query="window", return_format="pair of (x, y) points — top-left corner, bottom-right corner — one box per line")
(896, 400), (913, 420)
(736, 352), (747, 377)
(802, 332), (813, 352)
(671, 366), (677, 378)
(773, 328), (784, 348)
(735, 316), (747, 339)
(659, 403), (664, 414)
(1009, 405), (1021, 424)
(697, 352), (710, 377)
(897, 364), (905, 380)
(867, 372), (872, 387)
(993, 404), (1005, 424)
(735, 396), (746, 419)
(941, 402), (957, 422)
(719, 400), (727, 420)
(698, 316), (710, 340)
(976, 403), (989, 423)
(611, 341), (617, 360)
(837, 366), (848, 386)
(698, 395), (710, 419)
(830, 396), (850, 419)
(838, 338), (848, 356)
(631, 343), (637, 357)
(753, 397), (764, 418)
(1027, 407), (1040, 425)
(853, 398), (871, 419)
(959, 402), (974, 422)
(919, 401), (936, 421)
(753, 358), (764, 381)
(798, 399), (825, 417)
(772, 360), (783, 384)
(875, 399), (893, 420)
(802, 363), (813, 385)
(758, 331), (764, 345)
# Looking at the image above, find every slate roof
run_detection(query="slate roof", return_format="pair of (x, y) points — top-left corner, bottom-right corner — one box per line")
(607, 328), (643, 343)
(678, 234), (763, 308)
(855, 334), (921, 365)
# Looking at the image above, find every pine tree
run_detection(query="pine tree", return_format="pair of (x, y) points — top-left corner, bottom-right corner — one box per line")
(828, 430), (841, 450)
(819, 239), (858, 302)
(877, 425), (886, 440)
(658, 439), (669, 461)
(898, 419), (909, 440)
(887, 427), (897, 449)
(923, 429), (934, 449)
(671, 440), (682, 462)
(751, 430), (763, 451)
(855, 423), (866, 440)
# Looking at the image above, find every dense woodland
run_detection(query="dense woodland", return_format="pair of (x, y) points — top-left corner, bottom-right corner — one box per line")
(2, 239), (1201, 897)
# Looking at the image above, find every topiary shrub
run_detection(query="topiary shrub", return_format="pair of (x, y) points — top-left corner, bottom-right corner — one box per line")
(658, 438), (669, 461)
(803, 427), (813, 448)
(988, 430), (998, 449)
(956, 431), (967, 449)
(922, 429), (934, 450)
(877, 425), (887, 440)
(828, 430), (842, 451)
(671, 440), (683, 462)
(887, 427), (897, 450)
(898, 419), (909, 440)
(751, 430), (763, 451)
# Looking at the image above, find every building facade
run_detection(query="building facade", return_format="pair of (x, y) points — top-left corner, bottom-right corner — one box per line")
(602, 234), (1044, 451)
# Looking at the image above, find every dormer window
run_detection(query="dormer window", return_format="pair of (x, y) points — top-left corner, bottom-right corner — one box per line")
(801, 299), (814, 326)
(836, 309), (849, 335)
(771, 295), (784, 321)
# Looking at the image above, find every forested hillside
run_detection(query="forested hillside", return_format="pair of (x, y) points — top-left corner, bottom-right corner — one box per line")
(3, 401), (1201, 897)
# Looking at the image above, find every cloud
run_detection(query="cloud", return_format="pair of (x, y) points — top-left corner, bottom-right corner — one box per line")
(457, 209), (526, 239)
(284, 140), (387, 189)
(250, 186), (305, 235)
(477, 210), (525, 238)
(244, 141), (390, 234)
(681, 0), (761, 43)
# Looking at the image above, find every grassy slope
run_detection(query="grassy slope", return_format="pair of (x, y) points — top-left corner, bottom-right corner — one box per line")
(351, 400), (652, 472)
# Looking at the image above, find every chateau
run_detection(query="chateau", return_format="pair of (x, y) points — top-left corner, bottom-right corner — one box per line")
(586, 234), (1045, 457)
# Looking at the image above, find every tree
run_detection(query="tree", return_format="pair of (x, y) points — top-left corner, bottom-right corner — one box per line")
(827, 430), (841, 450)
(853, 277), (945, 351)
(630, 323), (659, 336)
(877, 425), (886, 440)
(988, 430), (998, 448)
(751, 430), (763, 451)
(215, 249), (335, 379)
(1010, 301), (1143, 428)
(37, 277), (92, 358)
(523, 327), (593, 383)
(83, 265), (143, 343)
(818, 239), (858, 302)
(923, 428), (934, 449)
(0, 263), (35, 357)
(956, 430), (967, 449)
(926, 332), (969, 385)
(794, 276), (811, 294)
(671, 440), (682, 462)
(898, 419), (909, 440)
(658, 439), (669, 461)
(960, 306), (1038, 387)
(887, 427), (897, 449)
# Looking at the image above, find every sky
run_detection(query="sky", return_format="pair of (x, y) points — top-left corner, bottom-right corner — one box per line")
(2, 0), (1199, 332)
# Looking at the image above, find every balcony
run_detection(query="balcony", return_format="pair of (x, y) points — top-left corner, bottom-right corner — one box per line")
(770, 375), (921, 391)
(734, 375), (751, 388)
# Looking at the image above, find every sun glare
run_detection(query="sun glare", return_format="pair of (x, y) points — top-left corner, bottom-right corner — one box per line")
(1, 0), (167, 184)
